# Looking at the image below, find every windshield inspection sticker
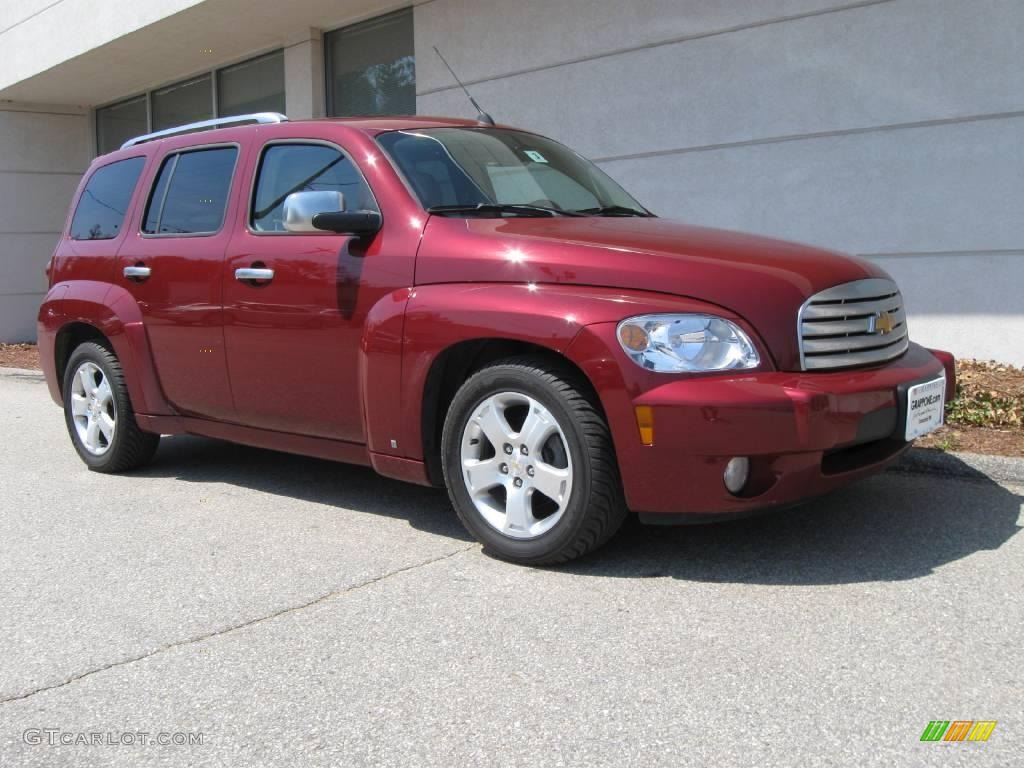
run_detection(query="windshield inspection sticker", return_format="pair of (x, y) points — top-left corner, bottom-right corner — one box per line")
(523, 150), (549, 163)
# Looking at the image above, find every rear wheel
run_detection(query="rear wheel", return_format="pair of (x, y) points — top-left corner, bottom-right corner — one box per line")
(441, 357), (627, 565)
(62, 341), (159, 472)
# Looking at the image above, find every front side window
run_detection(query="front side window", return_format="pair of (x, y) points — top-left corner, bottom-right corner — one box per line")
(376, 128), (647, 215)
(69, 157), (146, 240)
(143, 147), (238, 235)
(251, 143), (378, 232)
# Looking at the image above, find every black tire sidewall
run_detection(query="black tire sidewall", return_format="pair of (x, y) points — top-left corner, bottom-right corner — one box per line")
(442, 365), (598, 563)
(63, 343), (131, 471)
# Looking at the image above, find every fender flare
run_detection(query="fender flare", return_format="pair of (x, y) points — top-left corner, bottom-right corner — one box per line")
(45, 281), (172, 415)
(360, 282), (737, 466)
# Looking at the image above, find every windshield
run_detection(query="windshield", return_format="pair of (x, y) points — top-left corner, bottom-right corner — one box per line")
(376, 127), (649, 216)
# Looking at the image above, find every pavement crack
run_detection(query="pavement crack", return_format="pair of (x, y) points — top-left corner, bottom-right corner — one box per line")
(0, 543), (476, 705)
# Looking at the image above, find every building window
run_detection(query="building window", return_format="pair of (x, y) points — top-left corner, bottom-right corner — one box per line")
(142, 147), (238, 235)
(326, 9), (415, 117)
(151, 74), (213, 132)
(217, 50), (285, 117)
(96, 96), (148, 155)
(95, 50), (284, 154)
(70, 157), (146, 240)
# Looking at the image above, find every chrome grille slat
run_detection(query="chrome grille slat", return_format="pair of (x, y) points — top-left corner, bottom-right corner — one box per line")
(801, 308), (906, 336)
(802, 337), (910, 370)
(798, 278), (909, 371)
(800, 296), (903, 320)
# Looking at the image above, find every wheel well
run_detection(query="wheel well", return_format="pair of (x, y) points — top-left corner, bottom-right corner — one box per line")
(54, 322), (107, 394)
(420, 338), (597, 486)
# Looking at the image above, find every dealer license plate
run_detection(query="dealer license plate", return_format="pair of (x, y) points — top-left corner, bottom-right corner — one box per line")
(905, 376), (946, 440)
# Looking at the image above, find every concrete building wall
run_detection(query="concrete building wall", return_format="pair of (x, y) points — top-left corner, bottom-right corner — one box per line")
(0, 103), (90, 341)
(416, 0), (1024, 365)
(0, 0), (1021, 365)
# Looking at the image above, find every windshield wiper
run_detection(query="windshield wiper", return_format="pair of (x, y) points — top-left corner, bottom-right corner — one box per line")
(427, 203), (584, 217)
(574, 205), (653, 217)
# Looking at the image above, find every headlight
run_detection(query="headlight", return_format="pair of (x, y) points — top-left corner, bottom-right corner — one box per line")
(616, 314), (760, 372)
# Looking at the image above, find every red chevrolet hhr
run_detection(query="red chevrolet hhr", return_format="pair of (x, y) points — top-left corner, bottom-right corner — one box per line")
(38, 113), (955, 564)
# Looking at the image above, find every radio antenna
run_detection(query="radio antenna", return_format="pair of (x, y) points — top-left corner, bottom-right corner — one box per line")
(433, 46), (495, 126)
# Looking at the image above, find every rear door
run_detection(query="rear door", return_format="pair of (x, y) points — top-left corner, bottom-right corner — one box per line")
(116, 141), (245, 421)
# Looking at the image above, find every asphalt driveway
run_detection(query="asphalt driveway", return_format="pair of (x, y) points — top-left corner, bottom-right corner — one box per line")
(0, 367), (1021, 767)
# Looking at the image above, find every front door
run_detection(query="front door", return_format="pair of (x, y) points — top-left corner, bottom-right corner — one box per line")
(222, 139), (409, 443)
(116, 143), (243, 421)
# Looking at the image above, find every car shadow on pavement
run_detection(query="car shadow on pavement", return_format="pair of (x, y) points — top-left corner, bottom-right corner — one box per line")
(133, 435), (473, 542)
(564, 458), (1023, 585)
(137, 438), (1020, 584)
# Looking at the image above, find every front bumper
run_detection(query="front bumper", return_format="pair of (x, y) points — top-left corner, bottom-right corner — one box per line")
(566, 327), (954, 518)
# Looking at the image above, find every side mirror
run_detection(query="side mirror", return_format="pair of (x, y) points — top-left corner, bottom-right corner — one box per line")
(282, 190), (382, 236)
(311, 210), (383, 236)
(283, 190), (344, 233)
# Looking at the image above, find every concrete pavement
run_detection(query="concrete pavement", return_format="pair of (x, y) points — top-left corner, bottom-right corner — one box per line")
(1, 367), (1021, 766)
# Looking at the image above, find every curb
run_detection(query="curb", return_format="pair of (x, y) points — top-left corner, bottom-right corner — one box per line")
(0, 366), (44, 381)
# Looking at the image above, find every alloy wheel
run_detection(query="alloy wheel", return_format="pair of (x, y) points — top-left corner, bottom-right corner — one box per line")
(459, 391), (574, 539)
(69, 361), (116, 455)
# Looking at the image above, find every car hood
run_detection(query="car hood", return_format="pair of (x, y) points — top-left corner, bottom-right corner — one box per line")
(415, 216), (891, 369)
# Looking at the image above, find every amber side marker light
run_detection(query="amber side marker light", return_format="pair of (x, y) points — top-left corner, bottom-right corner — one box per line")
(635, 405), (655, 446)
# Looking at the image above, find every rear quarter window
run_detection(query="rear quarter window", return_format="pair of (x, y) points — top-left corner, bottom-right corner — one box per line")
(69, 157), (146, 240)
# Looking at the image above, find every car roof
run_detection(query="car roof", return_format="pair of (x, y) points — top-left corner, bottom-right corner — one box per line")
(93, 115), (523, 163)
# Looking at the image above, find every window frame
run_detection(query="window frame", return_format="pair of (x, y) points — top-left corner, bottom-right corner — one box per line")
(245, 139), (381, 237)
(140, 142), (242, 239)
(68, 155), (148, 241)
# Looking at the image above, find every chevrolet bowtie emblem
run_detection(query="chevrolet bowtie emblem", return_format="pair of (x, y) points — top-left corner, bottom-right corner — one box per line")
(868, 311), (895, 335)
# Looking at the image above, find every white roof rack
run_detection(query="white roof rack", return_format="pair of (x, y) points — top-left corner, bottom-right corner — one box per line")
(120, 112), (288, 149)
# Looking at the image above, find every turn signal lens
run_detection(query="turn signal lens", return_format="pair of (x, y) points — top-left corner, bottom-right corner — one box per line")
(635, 405), (655, 445)
(619, 324), (649, 351)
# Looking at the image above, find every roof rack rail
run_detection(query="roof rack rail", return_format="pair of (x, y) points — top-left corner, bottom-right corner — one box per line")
(120, 112), (288, 149)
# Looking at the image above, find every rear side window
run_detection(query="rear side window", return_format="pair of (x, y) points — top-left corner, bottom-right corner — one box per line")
(142, 146), (238, 235)
(251, 143), (377, 232)
(69, 157), (145, 240)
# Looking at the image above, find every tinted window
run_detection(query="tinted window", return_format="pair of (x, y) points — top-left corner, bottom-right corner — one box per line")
(70, 157), (146, 240)
(151, 75), (212, 131)
(217, 50), (285, 116)
(251, 144), (377, 232)
(326, 9), (415, 117)
(143, 147), (238, 235)
(96, 96), (147, 155)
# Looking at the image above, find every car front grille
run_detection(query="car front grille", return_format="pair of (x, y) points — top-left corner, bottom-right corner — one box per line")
(798, 278), (909, 370)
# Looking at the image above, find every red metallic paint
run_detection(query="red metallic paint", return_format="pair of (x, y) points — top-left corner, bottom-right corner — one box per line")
(564, 324), (947, 515)
(413, 215), (889, 371)
(38, 116), (956, 521)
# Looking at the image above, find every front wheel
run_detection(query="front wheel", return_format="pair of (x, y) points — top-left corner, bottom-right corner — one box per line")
(62, 341), (160, 472)
(441, 357), (627, 565)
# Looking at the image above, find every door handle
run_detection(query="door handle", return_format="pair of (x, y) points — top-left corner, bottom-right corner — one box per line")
(235, 267), (275, 282)
(123, 265), (151, 279)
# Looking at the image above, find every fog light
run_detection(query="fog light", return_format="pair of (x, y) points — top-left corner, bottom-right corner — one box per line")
(723, 457), (750, 495)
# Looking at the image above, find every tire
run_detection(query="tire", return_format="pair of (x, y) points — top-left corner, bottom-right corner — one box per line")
(62, 341), (160, 472)
(441, 356), (628, 565)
